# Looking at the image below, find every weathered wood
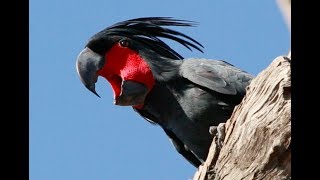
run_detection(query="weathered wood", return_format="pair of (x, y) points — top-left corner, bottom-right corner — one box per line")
(193, 55), (291, 180)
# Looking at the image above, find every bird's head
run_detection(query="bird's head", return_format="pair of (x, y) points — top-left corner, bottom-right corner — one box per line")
(76, 17), (203, 108)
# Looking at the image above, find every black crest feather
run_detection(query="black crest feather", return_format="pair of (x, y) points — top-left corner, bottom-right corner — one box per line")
(90, 17), (204, 59)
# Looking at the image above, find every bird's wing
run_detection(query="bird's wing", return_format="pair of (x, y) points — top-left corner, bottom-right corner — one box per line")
(133, 108), (201, 167)
(163, 128), (202, 167)
(180, 59), (254, 95)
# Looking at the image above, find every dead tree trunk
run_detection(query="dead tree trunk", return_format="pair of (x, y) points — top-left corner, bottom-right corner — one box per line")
(192, 0), (291, 179)
(193, 55), (291, 180)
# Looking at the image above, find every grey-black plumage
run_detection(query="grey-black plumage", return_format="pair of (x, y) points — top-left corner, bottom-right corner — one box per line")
(76, 17), (254, 167)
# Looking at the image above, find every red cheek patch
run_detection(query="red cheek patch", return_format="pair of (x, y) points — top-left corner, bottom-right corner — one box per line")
(105, 75), (122, 99)
(97, 43), (155, 100)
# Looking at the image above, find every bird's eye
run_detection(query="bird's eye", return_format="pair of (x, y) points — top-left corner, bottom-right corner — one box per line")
(119, 39), (130, 47)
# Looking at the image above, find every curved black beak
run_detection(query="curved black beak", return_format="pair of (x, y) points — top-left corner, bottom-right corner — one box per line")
(85, 84), (100, 98)
(115, 80), (148, 106)
(76, 47), (105, 98)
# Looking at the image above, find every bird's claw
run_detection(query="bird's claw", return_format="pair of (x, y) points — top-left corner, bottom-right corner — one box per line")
(209, 123), (226, 149)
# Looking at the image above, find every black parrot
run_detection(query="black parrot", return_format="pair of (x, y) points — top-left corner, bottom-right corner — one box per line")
(76, 17), (254, 167)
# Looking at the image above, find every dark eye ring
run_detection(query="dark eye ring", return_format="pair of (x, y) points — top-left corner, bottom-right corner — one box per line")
(119, 39), (130, 47)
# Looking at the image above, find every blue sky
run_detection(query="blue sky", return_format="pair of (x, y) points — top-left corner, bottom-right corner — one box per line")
(30, 0), (290, 180)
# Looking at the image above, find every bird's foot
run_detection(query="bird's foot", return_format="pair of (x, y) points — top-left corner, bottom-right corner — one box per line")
(209, 123), (226, 149)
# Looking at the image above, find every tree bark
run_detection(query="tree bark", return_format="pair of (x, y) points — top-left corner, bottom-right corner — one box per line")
(192, 1), (291, 179)
(193, 55), (291, 180)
